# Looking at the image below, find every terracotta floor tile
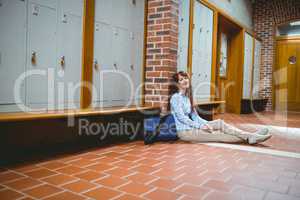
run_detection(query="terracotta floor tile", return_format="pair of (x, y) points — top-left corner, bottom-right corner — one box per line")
(126, 172), (157, 184)
(118, 155), (142, 162)
(74, 170), (107, 182)
(86, 163), (114, 172)
(112, 160), (138, 169)
(0, 172), (25, 183)
(94, 175), (129, 188)
(94, 156), (119, 164)
(23, 184), (63, 199)
(44, 191), (86, 200)
(63, 180), (97, 193)
(83, 187), (122, 200)
(67, 159), (99, 168)
(56, 166), (84, 175)
(144, 188), (182, 200)
(25, 168), (57, 179)
(130, 165), (159, 174)
(11, 164), (41, 173)
(80, 153), (101, 160)
(203, 179), (233, 192)
(38, 161), (68, 170)
(152, 168), (183, 179)
(116, 194), (144, 200)
(176, 174), (210, 186)
(105, 167), (135, 177)
(149, 178), (182, 190)
(118, 182), (153, 195)
(42, 174), (78, 186)
(175, 184), (210, 198)
(0, 189), (23, 200)
(98, 152), (124, 158)
(136, 158), (163, 166)
(4, 177), (42, 191)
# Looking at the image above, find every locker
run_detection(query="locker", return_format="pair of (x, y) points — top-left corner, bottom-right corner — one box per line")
(56, 1), (83, 108)
(111, 27), (133, 103)
(191, 2), (213, 101)
(252, 39), (262, 99)
(242, 33), (254, 99)
(93, 0), (145, 108)
(26, 2), (57, 109)
(111, 0), (131, 29)
(177, 0), (190, 72)
(0, 0), (27, 105)
(94, 0), (113, 23)
(93, 21), (114, 106)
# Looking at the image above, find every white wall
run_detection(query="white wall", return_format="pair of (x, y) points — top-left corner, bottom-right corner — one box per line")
(207, 0), (253, 29)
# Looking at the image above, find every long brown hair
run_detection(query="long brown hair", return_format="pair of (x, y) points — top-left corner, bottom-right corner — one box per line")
(167, 71), (195, 112)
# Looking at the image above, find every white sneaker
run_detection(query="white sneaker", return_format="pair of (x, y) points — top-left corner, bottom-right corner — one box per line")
(255, 128), (269, 135)
(247, 133), (272, 145)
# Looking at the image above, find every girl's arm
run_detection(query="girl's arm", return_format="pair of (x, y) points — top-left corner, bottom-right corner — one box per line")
(170, 95), (202, 129)
(190, 108), (208, 127)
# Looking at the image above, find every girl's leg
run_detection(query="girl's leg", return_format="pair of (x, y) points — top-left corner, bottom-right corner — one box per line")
(206, 119), (254, 141)
(177, 129), (245, 143)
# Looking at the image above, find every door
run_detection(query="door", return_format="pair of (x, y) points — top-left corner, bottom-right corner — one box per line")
(275, 39), (300, 111)
(0, 0), (27, 106)
(242, 33), (254, 99)
(26, 1), (57, 110)
(56, 0), (83, 109)
(252, 39), (261, 99)
(177, 0), (190, 72)
(191, 2), (213, 101)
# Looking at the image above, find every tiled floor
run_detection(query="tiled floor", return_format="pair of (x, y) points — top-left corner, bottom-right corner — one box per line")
(1, 112), (300, 200)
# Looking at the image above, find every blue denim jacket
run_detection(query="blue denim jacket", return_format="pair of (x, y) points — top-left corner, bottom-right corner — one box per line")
(170, 92), (208, 132)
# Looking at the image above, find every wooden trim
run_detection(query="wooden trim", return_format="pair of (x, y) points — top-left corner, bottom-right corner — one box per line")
(199, 0), (252, 34)
(250, 36), (255, 100)
(80, 0), (95, 109)
(195, 100), (225, 106)
(187, 0), (195, 76)
(211, 10), (219, 100)
(141, 0), (148, 106)
(0, 105), (161, 122)
(276, 35), (300, 41)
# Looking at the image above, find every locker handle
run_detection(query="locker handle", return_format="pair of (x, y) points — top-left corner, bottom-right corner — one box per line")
(94, 60), (99, 70)
(31, 51), (37, 65)
(113, 63), (118, 70)
(130, 64), (134, 70)
(60, 56), (65, 68)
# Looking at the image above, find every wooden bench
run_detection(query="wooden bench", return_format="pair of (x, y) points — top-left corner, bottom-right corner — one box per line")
(0, 105), (160, 122)
(0, 105), (160, 163)
(194, 100), (225, 121)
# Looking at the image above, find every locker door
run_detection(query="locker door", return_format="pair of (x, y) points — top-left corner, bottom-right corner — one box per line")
(130, 0), (145, 106)
(191, 0), (202, 96)
(203, 6), (213, 99)
(111, 0), (130, 29)
(252, 39), (261, 99)
(177, 0), (190, 72)
(243, 33), (254, 99)
(57, 11), (83, 108)
(111, 27), (133, 106)
(95, 0), (112, 23)
(0, 0), (26, 105)
(26, 2), (57, 108)
(192, 2), (213, 101)
(93, 21), (114, 107)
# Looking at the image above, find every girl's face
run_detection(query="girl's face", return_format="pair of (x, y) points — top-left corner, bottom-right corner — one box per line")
(177, 74), (190, 90)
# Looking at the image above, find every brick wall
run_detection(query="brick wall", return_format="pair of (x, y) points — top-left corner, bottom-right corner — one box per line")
(144, 0), (179, 114)
(253, 0), (300, 110)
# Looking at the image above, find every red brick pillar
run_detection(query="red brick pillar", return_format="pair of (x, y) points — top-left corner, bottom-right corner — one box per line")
(144, 0), (179, 114)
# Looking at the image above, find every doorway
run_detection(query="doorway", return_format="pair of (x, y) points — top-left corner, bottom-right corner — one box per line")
(274, 38), (300, 112)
